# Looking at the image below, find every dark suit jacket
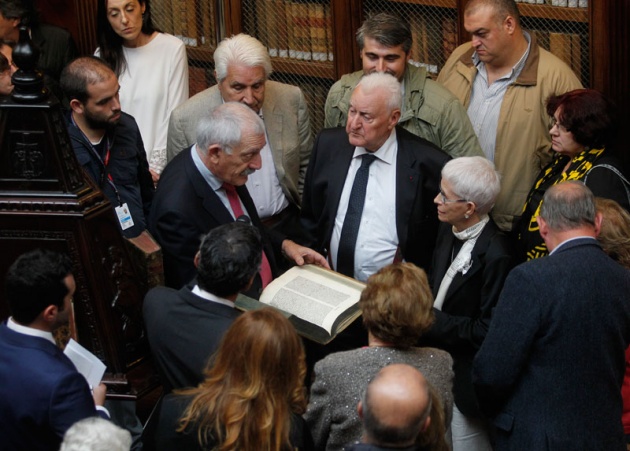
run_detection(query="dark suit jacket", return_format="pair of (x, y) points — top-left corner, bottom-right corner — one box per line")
(300, 126), (449, 273)
(424, 219), (512, 416)
(0, 323), (105, 451)
(149, 146), (281, 292)
(473, 238), (630, 450)
(143, 286), (241, 392)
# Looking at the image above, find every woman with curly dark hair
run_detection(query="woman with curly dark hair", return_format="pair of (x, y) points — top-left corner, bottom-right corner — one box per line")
(153, 308), (313, 451)
(517, 88), (630, 261)
(96, 0), (188, 183)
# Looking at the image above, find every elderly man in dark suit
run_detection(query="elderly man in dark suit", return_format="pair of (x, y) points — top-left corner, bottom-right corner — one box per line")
(144, 222), (261, 392)
(150, 101), (326, 291)
(301, 71), (449, 281)
(473, 181), (630, 450)
(0, 249), (108, 451)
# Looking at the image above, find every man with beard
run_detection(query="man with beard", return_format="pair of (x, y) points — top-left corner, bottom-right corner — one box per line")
(61, 56), (154, 238)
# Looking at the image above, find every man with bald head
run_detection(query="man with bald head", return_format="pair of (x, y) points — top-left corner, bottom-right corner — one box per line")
(301, 72), (448, 281)
(438, 0), (582, 232)
(347, 364), (432, 450)
(61, 56), (154, 239)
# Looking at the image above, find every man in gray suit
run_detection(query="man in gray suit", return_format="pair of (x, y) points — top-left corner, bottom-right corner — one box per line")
(473, 181), (630, 450)
(167, 33), (312, 238)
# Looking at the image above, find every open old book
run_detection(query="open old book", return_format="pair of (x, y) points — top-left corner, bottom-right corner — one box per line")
(236, 264), (366, 344)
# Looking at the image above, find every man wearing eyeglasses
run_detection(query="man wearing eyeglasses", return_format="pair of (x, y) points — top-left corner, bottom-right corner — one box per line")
(301, 72), (449, 282)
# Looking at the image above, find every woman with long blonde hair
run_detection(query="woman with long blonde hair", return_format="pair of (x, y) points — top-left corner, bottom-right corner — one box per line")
(153, 308), (312, 450)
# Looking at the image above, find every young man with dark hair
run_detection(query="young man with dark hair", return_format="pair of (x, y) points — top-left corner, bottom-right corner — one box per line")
(143, 221), (263, 392)
(0, 249), (108, 451)
(61, 56), (154, 239)
(325, 12), (482, 159)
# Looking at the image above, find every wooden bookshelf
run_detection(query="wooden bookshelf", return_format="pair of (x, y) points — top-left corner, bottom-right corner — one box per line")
(53, 0), (628, 168)
(388, 0), (457, 8)
(186, 46), (216, 64)
(518, 4), (588, 23)
(271, 58), (335, 79)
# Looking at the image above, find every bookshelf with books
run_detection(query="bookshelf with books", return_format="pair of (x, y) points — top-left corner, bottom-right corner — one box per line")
(230, 0), (361, 136)
(363, 0), (590, 84)
(58, 0), (628, 166)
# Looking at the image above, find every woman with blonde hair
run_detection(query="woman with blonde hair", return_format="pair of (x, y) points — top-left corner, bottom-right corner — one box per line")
(596, 197), (630, 268)
(305, 262), (454, 451)
(153, 308), (313, 450)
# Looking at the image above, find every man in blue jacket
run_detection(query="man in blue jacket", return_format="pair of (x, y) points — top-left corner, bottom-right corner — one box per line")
(473, 181), (630, 450)
(61, 56), (154, 238)
(0, 249), (109, 451)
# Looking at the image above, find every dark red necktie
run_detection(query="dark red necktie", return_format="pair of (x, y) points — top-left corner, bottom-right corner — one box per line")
(222, 183), (273, 288)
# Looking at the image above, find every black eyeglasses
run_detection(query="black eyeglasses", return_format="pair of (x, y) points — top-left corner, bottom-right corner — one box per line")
(549, 117), (568, 133)
(438, 186), (467, 204)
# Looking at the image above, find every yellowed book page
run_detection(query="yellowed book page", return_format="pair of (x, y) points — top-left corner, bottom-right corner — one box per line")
(259, 265), (365, 334)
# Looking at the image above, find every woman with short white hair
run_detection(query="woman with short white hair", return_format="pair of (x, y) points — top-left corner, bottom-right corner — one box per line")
(424, 156), (513, 451)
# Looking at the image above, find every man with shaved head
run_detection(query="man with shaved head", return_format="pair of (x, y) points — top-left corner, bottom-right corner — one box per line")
(438, 0), (582, 232)
(347, 364), (433, 450)
(61, 56), (154, 239)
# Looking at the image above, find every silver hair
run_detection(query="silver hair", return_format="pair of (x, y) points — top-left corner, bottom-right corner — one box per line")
(355, 72), (402, 113)
(441, 156), (501, 215)
(196, 102), (265, 155)
(213, 33), (272, 81)
(539, 181), (596, 231)
(60, 417), (131, 451)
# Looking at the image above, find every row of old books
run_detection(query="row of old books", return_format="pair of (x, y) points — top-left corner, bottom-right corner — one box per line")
(153, 0), (217, 48)
(407, 14), (458, 77)
(533, 29), (583, 77)
(251, 0), (334, 62)
(515, 0), (588, 6)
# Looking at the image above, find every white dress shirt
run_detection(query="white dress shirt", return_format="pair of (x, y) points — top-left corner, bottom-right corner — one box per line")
(330, 129), (399, 282)
(245, 122), (290, 219)
(191, 285), (235, 308)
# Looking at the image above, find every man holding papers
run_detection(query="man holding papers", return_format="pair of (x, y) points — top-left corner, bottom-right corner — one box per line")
(0, 249), (108, 451)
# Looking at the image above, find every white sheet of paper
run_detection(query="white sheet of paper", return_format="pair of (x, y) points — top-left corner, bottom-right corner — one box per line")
(63, 338), (106, 389)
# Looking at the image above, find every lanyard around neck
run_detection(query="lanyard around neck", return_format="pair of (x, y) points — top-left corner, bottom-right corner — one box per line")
(71, 115), (122, 205)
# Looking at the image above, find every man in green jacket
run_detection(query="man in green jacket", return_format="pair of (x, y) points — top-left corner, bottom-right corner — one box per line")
(324, 12), (483, 160)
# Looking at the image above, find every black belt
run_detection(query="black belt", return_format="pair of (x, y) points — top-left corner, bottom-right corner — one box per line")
(261, 204), (297, 228)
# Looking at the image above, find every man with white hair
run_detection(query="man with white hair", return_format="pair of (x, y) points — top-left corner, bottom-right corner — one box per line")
(150, 102), (327, 292)
(60, 417), (131, 451)
(166, 33), (311, 238)
(301, 72), (449, 282)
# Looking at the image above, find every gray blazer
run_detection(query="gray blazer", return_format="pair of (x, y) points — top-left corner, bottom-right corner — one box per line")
(166, 81), (312, 206)
(305, 346), (454, 451)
